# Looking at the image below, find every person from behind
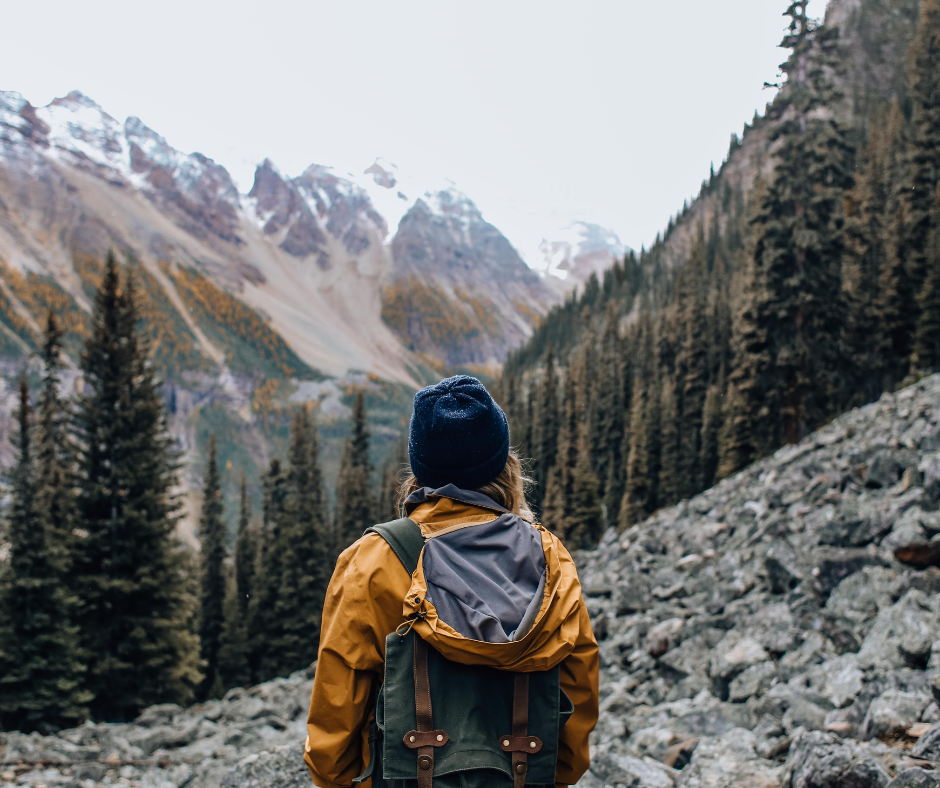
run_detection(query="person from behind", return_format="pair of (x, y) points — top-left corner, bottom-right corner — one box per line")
(304, 374), (599, 787)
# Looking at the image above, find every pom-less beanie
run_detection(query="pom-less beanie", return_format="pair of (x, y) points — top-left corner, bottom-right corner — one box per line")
(408, 375), (510, 490)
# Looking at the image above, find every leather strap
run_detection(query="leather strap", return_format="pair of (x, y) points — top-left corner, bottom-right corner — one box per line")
(413, 635), (440, 788)
(497, 673), (531, 788)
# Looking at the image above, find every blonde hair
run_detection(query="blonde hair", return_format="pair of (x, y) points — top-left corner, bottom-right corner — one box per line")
(397, 450), (535, 522)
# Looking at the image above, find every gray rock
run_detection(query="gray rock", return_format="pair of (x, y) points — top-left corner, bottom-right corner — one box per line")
(678, 728), (784, 788)
(729, 661), (777, 703)
(912, 720), (940, 760)
(220, 743), (309, 788)
(710, 632), (771, 680)
(861, 690), (931, 740)
(785, 730), (891, 787)
(887, 768), (940, 788)
(858, 590), (940, 671)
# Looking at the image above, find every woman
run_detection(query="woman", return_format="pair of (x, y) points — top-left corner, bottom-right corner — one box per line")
(304, 375), (599, 788)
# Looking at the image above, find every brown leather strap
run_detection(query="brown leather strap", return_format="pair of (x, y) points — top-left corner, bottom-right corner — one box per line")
(503, 673), (530, 788)
(413, 635), (435, 788)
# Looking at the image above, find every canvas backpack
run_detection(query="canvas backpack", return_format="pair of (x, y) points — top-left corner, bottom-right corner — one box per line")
(354, 518), (573, 788)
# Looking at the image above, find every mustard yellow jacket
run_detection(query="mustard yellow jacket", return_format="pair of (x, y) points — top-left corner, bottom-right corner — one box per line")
(304, 493), (599, 788)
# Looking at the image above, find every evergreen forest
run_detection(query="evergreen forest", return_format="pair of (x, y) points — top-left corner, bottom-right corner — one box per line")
(1, 0), (939, 733)
(0, 252), (400, 730)
(497, 0), (940, 548)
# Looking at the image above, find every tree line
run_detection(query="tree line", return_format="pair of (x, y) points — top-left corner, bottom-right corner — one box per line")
(498, 0), (940, 548)
(0, 252), (398, 732)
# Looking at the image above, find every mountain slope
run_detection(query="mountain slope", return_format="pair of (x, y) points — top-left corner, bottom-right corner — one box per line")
(3, 374), (939, 788)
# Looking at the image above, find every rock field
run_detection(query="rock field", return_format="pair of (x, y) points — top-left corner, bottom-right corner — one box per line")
(4, 373), (940, 788)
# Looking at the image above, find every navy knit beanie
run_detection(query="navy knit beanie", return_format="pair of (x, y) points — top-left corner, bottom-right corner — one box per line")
(409, 375), (510, 491)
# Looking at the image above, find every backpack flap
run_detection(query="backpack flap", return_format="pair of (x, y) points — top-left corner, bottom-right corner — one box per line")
(381, 630), (563, 785)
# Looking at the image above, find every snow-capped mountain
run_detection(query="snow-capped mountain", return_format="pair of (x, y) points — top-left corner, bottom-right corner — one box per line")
(0, 89), (568, 381)
(538, 221), (629, 290)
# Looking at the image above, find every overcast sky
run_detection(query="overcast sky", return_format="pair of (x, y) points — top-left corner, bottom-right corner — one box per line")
(2, 0), (822, 266)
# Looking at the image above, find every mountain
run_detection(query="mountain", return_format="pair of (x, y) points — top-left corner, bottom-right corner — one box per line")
(537, 221), (629, 291)
(0, 88), (574, 518)
(4, 372), (939, 788)
(384, 189), (558, 367)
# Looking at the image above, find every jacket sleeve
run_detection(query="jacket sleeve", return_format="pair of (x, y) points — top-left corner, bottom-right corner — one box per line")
(555, 598), (599, 785)
(304, 535), (411, 788)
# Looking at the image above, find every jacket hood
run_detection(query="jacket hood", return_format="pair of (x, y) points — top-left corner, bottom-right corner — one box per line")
(402, 485), (585, 672)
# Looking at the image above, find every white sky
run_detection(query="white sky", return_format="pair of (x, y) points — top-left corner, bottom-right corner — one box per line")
(2, 0), (823, 266)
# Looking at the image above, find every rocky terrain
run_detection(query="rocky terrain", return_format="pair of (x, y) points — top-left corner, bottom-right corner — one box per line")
(5, 373), (940, 787)
(0, 668), (314, 788)
(574, 372), (940, 787)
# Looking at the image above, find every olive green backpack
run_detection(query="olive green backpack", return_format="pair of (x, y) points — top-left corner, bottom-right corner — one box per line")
(354, 518), (573, 788)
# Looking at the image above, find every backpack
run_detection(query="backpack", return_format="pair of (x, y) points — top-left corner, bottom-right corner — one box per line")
(354, 518), (574, 788)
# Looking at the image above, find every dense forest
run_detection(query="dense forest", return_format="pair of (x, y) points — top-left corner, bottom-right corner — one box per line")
(0, 252), (400, 729)
(497, 0), (940, 548)
(2, 0), (939, 732)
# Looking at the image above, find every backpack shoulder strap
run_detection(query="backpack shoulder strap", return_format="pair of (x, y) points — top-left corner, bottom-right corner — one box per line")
(364, 517), (425, 576)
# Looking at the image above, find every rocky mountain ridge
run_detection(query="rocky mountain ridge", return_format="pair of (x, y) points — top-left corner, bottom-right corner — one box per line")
(0, 88), (572, 378)
(4, 373), (940, 788)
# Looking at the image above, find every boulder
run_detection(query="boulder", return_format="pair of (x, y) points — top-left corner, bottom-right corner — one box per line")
(912, 720), (940, 761)
(784, 730), (891, 787)
(861, 690), (931, 740)
(887, 768), (940, 788)
(220, 743), (309, 788)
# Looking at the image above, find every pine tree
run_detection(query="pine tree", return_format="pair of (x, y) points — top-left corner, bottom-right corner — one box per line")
(843, 110), (895, 400)
(677, 235), (708, 498)
(741, 2), (855, 445)
(700, 383), (722, 490)
(333, 390), (373, 553)
(912, 190), (940, 371)
(217, 568), (250, 691)
(534, 347), (560, 514)
(234, 471), (255, 621)
(620, 377), (650, 529)
(552, 362), (580, 535)
(72, 252), (201, 720)
(248, 458), (286, 682)
(272, 406), (330, 677)
(564, 432), (603, 550)
(377, 437), (407, 523)
(198, 435), (226, 699)
(658, 375), (680, 506)
(0, 374), (89, 731)
(903, 0), (940, 305)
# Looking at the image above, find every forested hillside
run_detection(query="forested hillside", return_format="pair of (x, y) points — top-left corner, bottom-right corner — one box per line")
(498, 0), (940, 549)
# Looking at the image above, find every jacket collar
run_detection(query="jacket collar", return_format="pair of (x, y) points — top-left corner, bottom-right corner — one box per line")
(404, 484), (509, 536)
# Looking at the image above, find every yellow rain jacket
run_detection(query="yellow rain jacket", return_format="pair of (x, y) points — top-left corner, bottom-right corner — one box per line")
(304, 487), (599, 788)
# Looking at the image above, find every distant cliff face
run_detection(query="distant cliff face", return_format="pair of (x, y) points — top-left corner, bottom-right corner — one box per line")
(384, 190), (559, 366)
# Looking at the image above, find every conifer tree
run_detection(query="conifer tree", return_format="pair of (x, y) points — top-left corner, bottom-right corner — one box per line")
(334, 390), (373, 553)
(658, 375), (680, 506)
(377, 437), (407, 523)
(534, 347), (560, 513)
(248, 458), (285, 682)
(912, 191), (940, 371)
(700, 383), (722, 490)
(217, 568), (250, 691)
(0, 374), (89, 730)
(677, 237), (708, 498)
(272, 406), (330, 677)
(72, 252), (201, 720)
(740, 2), (855, 446)
(234, 471), (255, 621)
(620, 377), (650, 529)
(903, 0), (940, 305)
(540, 465), (565, 534)
(198, 435), (226, 699)
(564, 432), (602, 550)
(842, 110), (897, 399)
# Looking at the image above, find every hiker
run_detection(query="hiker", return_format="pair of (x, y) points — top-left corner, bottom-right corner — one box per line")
(304, 375), (599, 787)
